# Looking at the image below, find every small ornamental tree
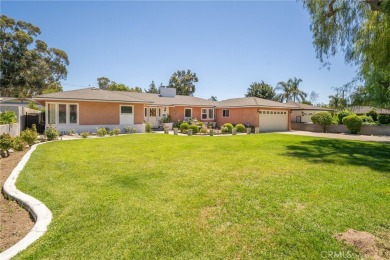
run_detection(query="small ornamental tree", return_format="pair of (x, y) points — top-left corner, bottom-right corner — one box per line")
(342, 115), (363, 134)
(311, 112), (333, 132)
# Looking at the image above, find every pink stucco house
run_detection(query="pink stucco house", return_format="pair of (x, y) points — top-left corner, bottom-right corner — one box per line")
(34, 87), (298, 133)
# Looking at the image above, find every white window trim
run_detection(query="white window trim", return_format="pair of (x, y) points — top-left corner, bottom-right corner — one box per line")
(184, 108), (192, 119)
(201, 108), (214, 120)
(46, 102), (79, 125)
(120, 105), (134, 115)
(222, 109), (230, 118)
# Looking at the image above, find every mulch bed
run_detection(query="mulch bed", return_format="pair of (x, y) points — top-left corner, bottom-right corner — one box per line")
(0, 149), (34, 252)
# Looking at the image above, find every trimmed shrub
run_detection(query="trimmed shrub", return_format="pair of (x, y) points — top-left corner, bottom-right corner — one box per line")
(180, 122), (189, 133)
(378, 114), (390, 124)
(124, 126), (131, 134)
(0, 111), (16, 125)
(366, 109), (378, 122)
(235, 124), (245, 133)
(222, 123), (234, 133)
(173, 121), (182, 129)
(337, 110), (353, 124)
(132, 128), (137, 133)
(200, 126), (208, 134)
(112, 128), (120, 136)
(311, 112), (333, 133)
(145, 122), (152, 133)
(97, 127), (108, 137)
(45, 126), (59, 140)
(196, 121), (205, 127)
(188, 124), (199, 134)
(21, 124), (38, 145)
(221, 126), (229, 134)
(13, 136), (26, 151)
(0, 133), (14, 157)
(80, 132), (90, 138)
(343, 115), (363, 134)
(359, 115), (374, 123)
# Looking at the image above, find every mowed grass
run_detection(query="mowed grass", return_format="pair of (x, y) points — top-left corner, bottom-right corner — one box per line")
(15, 134), (390, 259)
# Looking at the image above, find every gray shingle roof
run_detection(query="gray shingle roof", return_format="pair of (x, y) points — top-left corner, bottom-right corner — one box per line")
(217, 97), (296, 108)
(350, 106), (390, 115)
(286, 102), (334, 111)
(34, 88), (217, 106)
(115, 91), (217, 107)
(34, 88), (152, 103)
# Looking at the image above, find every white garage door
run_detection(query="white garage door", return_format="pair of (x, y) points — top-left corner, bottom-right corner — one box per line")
(259, 110), (288, 132)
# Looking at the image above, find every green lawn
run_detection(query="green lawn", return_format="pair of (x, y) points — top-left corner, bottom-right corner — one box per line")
(15, 134), (390, 259)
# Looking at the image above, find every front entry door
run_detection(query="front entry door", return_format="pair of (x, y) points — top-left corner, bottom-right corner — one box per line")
(145, 107), (170, 128)
(150, 108), (159, 127)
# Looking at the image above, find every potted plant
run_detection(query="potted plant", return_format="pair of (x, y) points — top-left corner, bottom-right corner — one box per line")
(161, 114), (173, 130)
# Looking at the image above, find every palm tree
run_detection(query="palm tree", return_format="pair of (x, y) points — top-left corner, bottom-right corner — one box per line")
(329, 93), (347, 110)
(289, 77), (307, 102)
(275, 77), (306, 102)
(275, 81), (292, 102)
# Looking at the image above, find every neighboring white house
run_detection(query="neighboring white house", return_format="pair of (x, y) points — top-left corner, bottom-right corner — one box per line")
(0, 97), (42, 135)
(287, 102), (334, 123)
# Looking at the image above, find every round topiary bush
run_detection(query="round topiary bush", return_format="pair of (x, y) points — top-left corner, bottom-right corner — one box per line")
(311, 112), (333, 132)
(188, 124), (199, 134)
(221, 126), (229, 134)
(235, 124), (245, 133)
(180, 122), (189, 133)
(337, 110), (352, 124)
(342, 115), (363, 134)
(222, 123), (234, 133)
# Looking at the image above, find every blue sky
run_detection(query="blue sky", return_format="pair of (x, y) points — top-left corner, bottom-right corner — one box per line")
(2, 1), (358, 103)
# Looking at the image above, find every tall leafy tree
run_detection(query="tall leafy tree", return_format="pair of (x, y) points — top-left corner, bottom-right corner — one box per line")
(145, 81), (159, 93)
(302, 0), (390, 107)
(97, 77), (111, 90)
(0, 15), (69, 97)
(168, 69), (198, 96)
(97, 77), (142, 92)
(245, 81), (276, 100)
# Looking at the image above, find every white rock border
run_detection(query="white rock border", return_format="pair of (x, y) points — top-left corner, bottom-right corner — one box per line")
(1, 143), (52, 260)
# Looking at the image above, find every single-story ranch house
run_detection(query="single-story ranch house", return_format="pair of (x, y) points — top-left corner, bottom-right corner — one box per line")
(34, 87), (302, 133)
(287, 102), (334, 123)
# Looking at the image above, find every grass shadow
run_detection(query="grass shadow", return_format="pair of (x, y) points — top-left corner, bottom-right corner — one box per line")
(284, 139), (390, 174)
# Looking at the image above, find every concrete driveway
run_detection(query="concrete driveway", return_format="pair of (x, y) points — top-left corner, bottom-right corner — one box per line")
(277, 131), (390, 143)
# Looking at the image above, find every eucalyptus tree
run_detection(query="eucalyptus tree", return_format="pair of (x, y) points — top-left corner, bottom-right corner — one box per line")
(168, 69), (198, 96)
(0, 15), (69, 97)
(145, 81), (159, 93)
(245, 81), (276, 100)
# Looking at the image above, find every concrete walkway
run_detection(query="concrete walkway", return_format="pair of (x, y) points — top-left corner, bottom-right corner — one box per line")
(277, 130), (390, 143)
